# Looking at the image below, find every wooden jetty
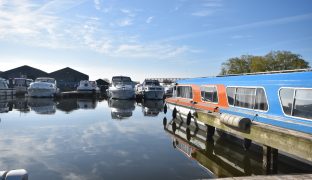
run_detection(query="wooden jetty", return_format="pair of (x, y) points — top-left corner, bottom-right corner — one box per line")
(194, 110), (312, 172)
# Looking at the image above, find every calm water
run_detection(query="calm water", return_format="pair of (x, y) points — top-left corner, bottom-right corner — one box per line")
(0, 97), (311, 180)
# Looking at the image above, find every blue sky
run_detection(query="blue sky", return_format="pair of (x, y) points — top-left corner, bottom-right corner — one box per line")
(0, 0), (311, 81)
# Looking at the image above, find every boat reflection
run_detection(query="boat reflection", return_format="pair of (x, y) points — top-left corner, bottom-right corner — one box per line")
(14, 98), (30, 113)
(28, 98), (56, 115)
(138, 100), (164, 117)
(56, 98), (79, 113)
(164, 117), (311, 178)
(77, 98), (97, 110)
(108, 99), (135, 120)
(0, 97), (100, 115)
(0, 96), (14, 113)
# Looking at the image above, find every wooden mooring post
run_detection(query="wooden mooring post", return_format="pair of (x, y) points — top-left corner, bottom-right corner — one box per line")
(196, 111), (312, 167)
(262, 145), (278, 174)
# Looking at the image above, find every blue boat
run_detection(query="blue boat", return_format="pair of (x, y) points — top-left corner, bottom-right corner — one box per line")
(172, 70), (312, 135)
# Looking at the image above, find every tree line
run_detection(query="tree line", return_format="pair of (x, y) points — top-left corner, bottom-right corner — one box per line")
(220, 51), (310, 75)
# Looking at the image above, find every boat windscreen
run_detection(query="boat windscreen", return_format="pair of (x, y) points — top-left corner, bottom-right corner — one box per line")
(112, 77), (132, 84)
(145, 80), (160, 86)
(36, 78), (55, 83)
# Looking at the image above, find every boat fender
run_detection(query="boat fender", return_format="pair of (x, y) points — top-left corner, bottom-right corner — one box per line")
(172, 122), (177, 134)
(219, 113), (251, 130)
(164, 104), (167, 114)
(163, 117), (167, 127)
(172, 108), (177, 119)
(186, 112), (192, 125)
(186, 128), (191, 141)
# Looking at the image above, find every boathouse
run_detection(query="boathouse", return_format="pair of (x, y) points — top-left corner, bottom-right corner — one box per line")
(0, 65), (49, 80)
(96, 79), (110, 91)
(49, 67), (89, 91)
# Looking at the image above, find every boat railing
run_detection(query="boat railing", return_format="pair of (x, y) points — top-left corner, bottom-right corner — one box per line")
(216, 68), (312, 77)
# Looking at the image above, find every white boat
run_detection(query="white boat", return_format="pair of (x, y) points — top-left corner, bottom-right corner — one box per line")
(108, 76), (135, 99)
(27, 77), (58, 97)
(163, 85), (174, 97)
(136, 80), (164, 99)
(0, 78), (16, 96)
(77, 80), (100, 94)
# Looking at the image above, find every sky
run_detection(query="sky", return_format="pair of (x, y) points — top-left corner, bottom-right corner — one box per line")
(0, 0), (312, 81)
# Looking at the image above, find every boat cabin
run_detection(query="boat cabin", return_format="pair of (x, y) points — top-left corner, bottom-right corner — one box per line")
(166, 70), (312, 134)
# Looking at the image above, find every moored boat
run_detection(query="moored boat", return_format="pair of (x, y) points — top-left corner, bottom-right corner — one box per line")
(136, 79), (164, 100)
(77, 80), (100, 94)
(27, 77), (59, 98)
(108, 76), (135, 99)
(166, 70), (312, 135)
(0, 78), (16, 97)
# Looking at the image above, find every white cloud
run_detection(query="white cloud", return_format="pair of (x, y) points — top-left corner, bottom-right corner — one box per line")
(112, 44), (191, 59)
(231, 35), (253, 39)
(191, 10), (215, 17)
(202, 0), (222, 7)
(159, 13), (312, 42)
(94, 0), (100, 10)
(117, 18), (133, 27)
(0, 0), (197, 62)
(146, 16), (154, 24)
(191, 0), (222, 17)
(120, 8), (136, 17)
(0, 0), (82, 49)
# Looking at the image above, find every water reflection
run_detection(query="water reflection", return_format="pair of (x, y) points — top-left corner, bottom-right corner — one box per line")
(77, 98), (98, 110)
(0, 97), (98, 115)
(108, 99), (135, 119)
(28, 98), (56, 115)
(14, 98), (30, 113)
(137, 100), (163, 117)
(164, 117), (312, 178)
(0, 97), (13, 113)
(0, 98), (311, 179)
(56, 98), (79, 113)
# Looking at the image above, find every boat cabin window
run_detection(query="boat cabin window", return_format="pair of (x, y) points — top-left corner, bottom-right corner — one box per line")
(200, 86), (218, 103)
(280, 88), (312, 119)
(176, 86), (192, 99)
(226, 87), (268, 111)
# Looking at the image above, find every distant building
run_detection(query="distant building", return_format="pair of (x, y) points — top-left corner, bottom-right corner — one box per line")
(49, 67), (89, 91)
(96, 79), (110, 91)
(0, 65), (49, 80)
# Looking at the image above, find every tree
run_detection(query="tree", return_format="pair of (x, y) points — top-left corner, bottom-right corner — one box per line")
(220, 51), (310, 75)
